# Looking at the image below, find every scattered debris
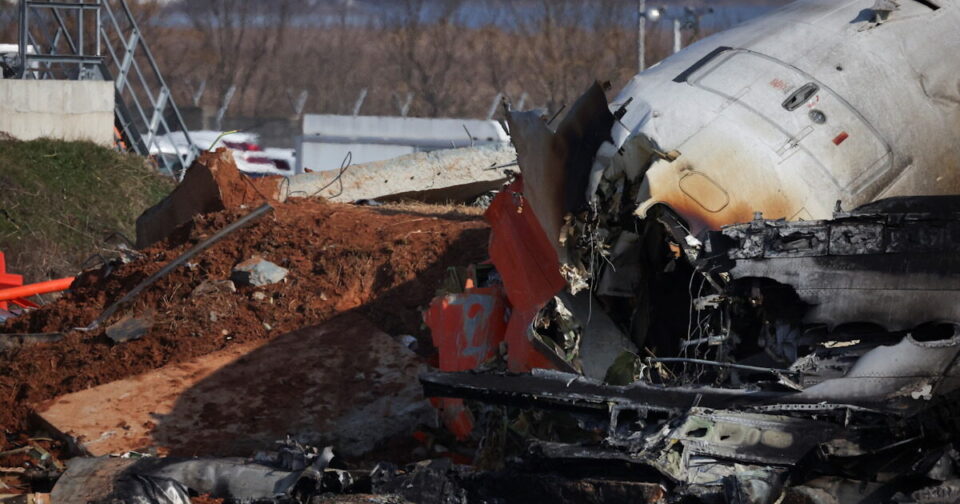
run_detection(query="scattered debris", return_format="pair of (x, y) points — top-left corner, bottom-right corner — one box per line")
(189, 280), (236, 298)
(105, 315), (153, 344)
(0, 333), (63, 353)
(51, 440), (361, 503)
(90, 203), (274, 331)
(0, 196), (488, 437)
(411, 87), (960, 501)
(6, 1), (960, 501)
(230, 257), (288, 287)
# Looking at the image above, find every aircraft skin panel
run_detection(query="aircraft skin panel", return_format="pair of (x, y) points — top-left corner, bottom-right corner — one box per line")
(608, 0), (960, 229)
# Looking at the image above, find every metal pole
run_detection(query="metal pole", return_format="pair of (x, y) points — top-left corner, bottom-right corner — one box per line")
(486, 92), (504, 120)
(79, 7), (84, 59)
(674, 18), (682, 54)
(18, 0), (28, 78)
(352, 87), (368, 117)
(96, 0), (101, 57)
(87, 203), (275, 331)
(215, 84), (237, 131)
(637, 0), (646, 72)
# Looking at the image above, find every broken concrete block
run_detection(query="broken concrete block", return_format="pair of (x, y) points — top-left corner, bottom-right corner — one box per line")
(230, 257), (288, 287)
(36, 315), (433, 458)
(190, 279), (236, 298)
(105, 315), (153, 344)
(287, 144), (515, 204)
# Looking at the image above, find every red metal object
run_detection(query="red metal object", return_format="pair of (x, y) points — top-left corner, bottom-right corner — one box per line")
(0, 277), (75, 303)
(485, 177), (567, 372)
(0, 254), (74, 309)
(0, 252), (24, 311)
(424, 281), (508, 439)
(425, 177), (571, 438)
(484, 178), (566, 313)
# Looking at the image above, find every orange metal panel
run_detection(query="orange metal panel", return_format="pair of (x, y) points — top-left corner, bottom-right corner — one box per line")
(484, 178), (566, 312)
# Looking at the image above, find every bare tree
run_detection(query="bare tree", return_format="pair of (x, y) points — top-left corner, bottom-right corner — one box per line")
(173, 0), (297, 116)
(138, 0), (742, 125)
(0, 1), (19, 43)
(386, 0), (467, 117)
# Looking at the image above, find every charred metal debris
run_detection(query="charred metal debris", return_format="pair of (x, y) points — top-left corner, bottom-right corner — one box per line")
(419, 82), (960, 504)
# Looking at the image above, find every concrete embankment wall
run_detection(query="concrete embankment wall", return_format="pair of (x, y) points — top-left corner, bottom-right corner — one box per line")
(0, 79), (114, 145)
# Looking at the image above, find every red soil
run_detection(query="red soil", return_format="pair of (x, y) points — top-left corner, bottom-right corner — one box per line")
(0, 198), (489, 444)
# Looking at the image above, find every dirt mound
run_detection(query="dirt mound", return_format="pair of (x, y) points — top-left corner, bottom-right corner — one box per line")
(0, 198), (489, 439)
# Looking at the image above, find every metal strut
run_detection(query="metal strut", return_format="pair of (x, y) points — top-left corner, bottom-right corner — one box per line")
(14, 0), (197, 177)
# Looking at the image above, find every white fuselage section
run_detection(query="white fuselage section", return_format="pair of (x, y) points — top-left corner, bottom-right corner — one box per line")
(613, 0), (960, 231)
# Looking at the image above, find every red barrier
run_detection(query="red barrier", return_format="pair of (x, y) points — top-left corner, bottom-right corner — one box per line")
(0, 253), (74, 310)
(0, 252), (23, 311)
(0, 277), (75, 304)
(424, 281), (508, 439)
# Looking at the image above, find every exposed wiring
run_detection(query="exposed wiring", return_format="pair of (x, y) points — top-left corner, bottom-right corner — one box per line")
(209, 130), (240, 151)
(310, 151), (353, 199)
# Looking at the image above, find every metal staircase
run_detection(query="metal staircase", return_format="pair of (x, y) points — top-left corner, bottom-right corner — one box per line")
(13, 0), (197, 177)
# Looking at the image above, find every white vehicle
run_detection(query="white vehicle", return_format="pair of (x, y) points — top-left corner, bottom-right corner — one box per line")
(152, 130), (298, 178)
(0, 43), (38, 79)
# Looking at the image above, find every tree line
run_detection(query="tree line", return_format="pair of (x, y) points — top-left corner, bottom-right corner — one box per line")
(0, 0), (788, 121)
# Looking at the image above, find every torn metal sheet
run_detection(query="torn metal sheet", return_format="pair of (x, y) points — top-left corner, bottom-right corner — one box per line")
(709, 197), (960, 331)
(792, 332), (960, 409)
(556, 291), (637, 381)
(50, 449), (344, 504)
(505, 82), (616, 256)
(424, 277), (508, 439)
(484, 178), (566, 314)
(420, 369), (790, 415)
(105, 315), (153, 344)
(135, 149), (281, 249)
(483, 178), (569, 373)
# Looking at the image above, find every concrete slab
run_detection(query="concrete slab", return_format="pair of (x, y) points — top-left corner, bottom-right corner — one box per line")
(36, 315), (432, 458)
(286, 144), (515, 204)
(0, 80), (114, 145)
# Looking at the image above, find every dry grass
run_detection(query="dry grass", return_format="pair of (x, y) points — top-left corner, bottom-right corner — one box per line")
(376, 200), (487, 221)
(0, 138), (173, 283)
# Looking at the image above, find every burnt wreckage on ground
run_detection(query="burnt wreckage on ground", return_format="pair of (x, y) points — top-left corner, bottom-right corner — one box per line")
(424, 196), (960, 503)
(421, 0), (960, 502)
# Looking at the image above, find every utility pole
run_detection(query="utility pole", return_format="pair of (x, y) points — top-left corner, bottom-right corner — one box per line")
(674, 18), (682, 54)
(638, 0), (646, 72)
(638, 1), (662, 72)
(352, 88), (368, 117)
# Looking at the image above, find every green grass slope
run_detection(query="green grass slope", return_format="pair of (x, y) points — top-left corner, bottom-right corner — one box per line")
(0, 138), (173, 283)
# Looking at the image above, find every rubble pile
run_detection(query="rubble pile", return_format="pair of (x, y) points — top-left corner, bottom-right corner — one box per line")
(3, 0), (959, 496)
(412, 84), (960, 504)
(0, 161), (489, 447)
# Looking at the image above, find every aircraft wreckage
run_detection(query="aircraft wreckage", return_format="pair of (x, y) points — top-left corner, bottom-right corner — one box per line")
(420, 0), (960, 502)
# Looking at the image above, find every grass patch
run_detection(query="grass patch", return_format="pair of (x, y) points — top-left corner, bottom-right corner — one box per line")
(0, 138), (173, 282)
